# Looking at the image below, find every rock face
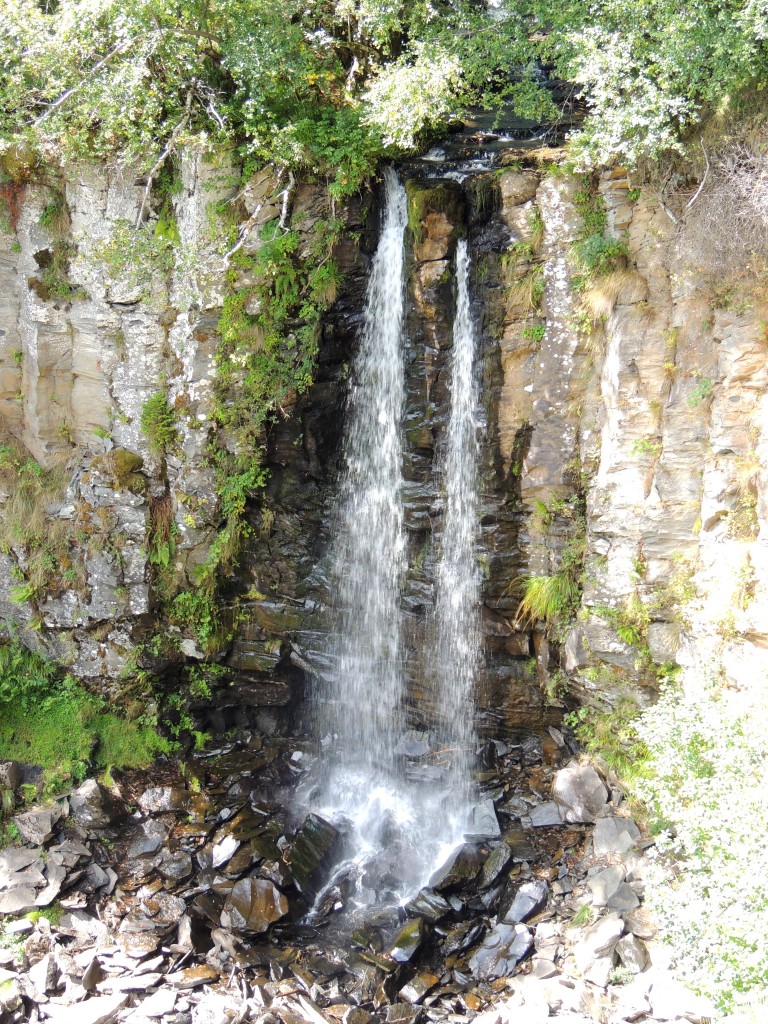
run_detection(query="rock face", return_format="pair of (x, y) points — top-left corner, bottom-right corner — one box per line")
(1, 145), (767, 738)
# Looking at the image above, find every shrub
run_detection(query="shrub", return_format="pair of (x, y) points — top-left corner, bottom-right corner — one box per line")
(140, 392), (178, 456)
(635, 677), (768, 1011)
(514, 572), (581, 627)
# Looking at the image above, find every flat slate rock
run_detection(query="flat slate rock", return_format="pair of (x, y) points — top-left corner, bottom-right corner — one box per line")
(468, 922), (533, 979)
(220, 877), (288, 933)
(592, 816), (640, 856)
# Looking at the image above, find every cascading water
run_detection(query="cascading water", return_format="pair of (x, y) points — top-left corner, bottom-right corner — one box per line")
(432, 239), (482, 799)
(303, 176), (485, 918)
(326, 165), (407, 778)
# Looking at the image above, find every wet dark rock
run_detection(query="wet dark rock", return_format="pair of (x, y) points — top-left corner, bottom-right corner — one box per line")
(405, 888), (452, 923)
(165, 964), (220, 988)
(552, 764), (608, 824)
(429, 845), (484, 890)
(211, 833), (240, 868)
(220, 877), (288, 932)
(399, 972), (438, 1004)
(389, 917), (426, 963)
(158, 850), (194, 883)
(503, 830), (537, 862)
(385, 1004), (422, 1024)
(288, 814), (344, 898)
(70, 780), (124, 830)
(478, 843), (512, 889)
(468, 922), (532, 979)
(126, 820), (168, 858)
(521, 737), (543, 765)
(502, 880), (548, 923)
(440, 921), (484, 956)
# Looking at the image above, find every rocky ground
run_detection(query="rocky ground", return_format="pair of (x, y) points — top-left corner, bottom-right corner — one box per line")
(0, 726), (719, 1024)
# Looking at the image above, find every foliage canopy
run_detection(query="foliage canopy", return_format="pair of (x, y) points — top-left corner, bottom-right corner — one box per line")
(3, 1), (768, 180)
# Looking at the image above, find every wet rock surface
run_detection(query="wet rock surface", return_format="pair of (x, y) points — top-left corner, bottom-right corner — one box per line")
(0, 733), (712, 1024)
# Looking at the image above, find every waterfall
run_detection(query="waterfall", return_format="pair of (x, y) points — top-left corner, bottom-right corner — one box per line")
(305, 180), (485, 913)
(325, 165), (408, 781)
(432, 238), (482, 794)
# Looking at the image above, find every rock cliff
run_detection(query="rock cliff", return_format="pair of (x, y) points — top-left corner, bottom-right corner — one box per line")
(0, 150), (766, 734)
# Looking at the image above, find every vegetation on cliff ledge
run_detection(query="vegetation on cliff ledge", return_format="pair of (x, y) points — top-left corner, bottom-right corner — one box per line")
(2, 1), (768, 182)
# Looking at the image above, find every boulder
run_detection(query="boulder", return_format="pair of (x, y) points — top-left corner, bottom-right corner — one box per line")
(69, 779), (124, 829)
(389, 918), (425, 963)
(592, 817), (641, 857)
(287, 814), (343, 898)
(503, 880), (548, 923)
(13, 804), (63, 845)
(552, 764), (608, 823)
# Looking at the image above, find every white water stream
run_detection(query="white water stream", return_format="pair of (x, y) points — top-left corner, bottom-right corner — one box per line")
(432, 238), (482, 800)
(306, 174), (484, 916)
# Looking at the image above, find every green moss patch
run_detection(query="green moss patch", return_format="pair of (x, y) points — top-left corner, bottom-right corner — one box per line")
(405, 180), (465, 243)
(0, 635), (170, 794)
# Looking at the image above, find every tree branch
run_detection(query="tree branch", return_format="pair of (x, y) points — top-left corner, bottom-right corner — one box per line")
(134, 88), (195, 228)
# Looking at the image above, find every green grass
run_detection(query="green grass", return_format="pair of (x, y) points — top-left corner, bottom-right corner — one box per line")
(514, 572), (581, 627)
(0, 635), (170, 794)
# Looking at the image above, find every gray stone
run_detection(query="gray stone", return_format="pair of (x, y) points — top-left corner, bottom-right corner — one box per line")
(44, 993), (128, 1024)
(468, 922), (533, 979)
(503, 880), (548, 923)
(13, 804), (63, 845)
(553, 764), (608, 823)
(529, 803), (563, 827)
(138, 787), (188, 814)
(615, 934), (649, 974)
(573, 913), (624, 980)
(70, 779), (123, 829)
(588, 865), (625, 906)
(467, 798), (501, 838)
(394, 731), (431, 757)
(0, 885), (37, 915)
(126, 819), (168, 858)
(404, 888), (451, 922)
(36, 861), (67, 906)
(592, 817), (641, 857)
(211, 833), (240, 868)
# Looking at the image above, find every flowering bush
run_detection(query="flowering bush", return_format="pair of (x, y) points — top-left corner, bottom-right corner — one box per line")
(635, 676), (768, 1011)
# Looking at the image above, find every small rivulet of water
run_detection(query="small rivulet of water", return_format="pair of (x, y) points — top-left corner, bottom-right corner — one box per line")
(432, 238), (482, 802)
